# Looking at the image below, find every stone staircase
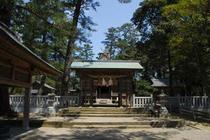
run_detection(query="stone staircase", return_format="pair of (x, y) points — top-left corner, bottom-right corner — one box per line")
(44, 107), (184, 128)
(0, 107), (185, 129)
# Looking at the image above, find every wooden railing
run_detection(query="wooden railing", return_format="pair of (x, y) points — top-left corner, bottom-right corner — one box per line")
(132, 94), (153, 108)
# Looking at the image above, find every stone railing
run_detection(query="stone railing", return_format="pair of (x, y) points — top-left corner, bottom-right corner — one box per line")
(167, 96), (209, 109)
(132, 94), (209, 110)
(55, 96), (79, 107)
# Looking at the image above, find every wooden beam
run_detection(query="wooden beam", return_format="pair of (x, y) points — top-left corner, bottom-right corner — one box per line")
(0, 79), (31, 88)
(12, 64), (16, 80)
(0, 37), (61, 75)
(78, 69), (134, 77)
(0, 48), (30, 70)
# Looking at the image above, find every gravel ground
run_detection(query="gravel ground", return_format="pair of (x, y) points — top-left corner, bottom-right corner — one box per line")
(9, 126), (210, 140)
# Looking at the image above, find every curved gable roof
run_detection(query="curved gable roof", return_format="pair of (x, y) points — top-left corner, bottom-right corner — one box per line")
(0, 22), (62, 76)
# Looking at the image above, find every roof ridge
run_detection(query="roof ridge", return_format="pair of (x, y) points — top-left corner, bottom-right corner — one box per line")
(73, 60), (140, 63)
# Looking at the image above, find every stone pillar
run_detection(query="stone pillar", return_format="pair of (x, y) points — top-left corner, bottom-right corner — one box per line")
(23, 88), (30, 130)
(132, 94), (135, 108)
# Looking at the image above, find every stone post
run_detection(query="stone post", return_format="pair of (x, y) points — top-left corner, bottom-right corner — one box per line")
(47, 93), (56, 116)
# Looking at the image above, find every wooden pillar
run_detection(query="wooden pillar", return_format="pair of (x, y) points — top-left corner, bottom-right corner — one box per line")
(80, 78), (85, 106)
(0, 85), (10, 116)
(126, 92), (128, 107)
(23, 88), (30, 130)
(90, 92), (93, 106)
(118, 78), (122, 107)
(118, 92), (122, 107)
(89, 79), (93, 106)
(81, 90), (85, 106)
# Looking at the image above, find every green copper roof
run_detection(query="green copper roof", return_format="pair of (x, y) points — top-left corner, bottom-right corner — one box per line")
(71, 61), (143, 70)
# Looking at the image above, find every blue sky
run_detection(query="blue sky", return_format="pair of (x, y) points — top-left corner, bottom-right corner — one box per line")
(86, 0), (141, 57)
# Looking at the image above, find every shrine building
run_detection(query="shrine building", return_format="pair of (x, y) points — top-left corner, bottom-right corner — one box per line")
(71, 52), (143, 107)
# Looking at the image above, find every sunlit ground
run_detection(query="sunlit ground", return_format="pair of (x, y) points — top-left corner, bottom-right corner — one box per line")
(10, 125), (210, 140)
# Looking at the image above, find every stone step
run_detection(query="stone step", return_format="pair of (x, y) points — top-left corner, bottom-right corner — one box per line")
(62, 109), (132, 112)
(0, 117), (185, 128)
(41, 120), (185, 128)
(59, 107), (146, 114)
(58, 113), (150, 117)
(59, 125), (152, 129)
(63, 107), (142, 112)
(60, 112), (146, 115)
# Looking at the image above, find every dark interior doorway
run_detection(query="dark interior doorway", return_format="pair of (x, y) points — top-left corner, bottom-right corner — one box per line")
(97, 86), (111, 99)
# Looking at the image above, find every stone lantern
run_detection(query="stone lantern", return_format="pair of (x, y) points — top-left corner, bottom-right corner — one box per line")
(158, 90), (168, 107)
(47, 93), (56, 106)
(157, 90), (168, 116)
(47, 93), (56, 116)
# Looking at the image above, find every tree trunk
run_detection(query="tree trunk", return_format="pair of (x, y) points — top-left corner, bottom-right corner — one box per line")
(168, 50), (173, 96)
(61, 0), (83, 95)
(0, 85), (11, 116)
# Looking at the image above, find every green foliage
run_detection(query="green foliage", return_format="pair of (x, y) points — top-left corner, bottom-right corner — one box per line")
(135, 80), (155, 96)
(102, 27), (119, 59)
(161, 0), (210, 93)
(132, 0), (210, 95)
(75, 43), (95, 60)
(118, 0), (132, 3)
(0, 0), (99, 94)
(132, 0), (172, 80)
(102, 23), (140, 60)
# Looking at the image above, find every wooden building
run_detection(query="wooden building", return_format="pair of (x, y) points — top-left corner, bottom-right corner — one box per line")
(151, 78), (185, 96)
(32, 80), (56, 95)
(71, 59), (142, 107)
(0, 22), (61, 129)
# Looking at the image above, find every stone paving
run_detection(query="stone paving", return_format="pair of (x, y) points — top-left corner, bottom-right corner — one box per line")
(11, 126), (210, 140)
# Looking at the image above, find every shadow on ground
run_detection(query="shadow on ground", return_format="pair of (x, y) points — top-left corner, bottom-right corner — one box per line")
(13, 128), (182, 140)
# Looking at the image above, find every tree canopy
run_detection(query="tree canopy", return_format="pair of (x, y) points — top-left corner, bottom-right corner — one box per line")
(131, 0), (210, 95)
(1, 0), (210, 96)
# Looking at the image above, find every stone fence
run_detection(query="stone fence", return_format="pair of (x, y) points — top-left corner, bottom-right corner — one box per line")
(132, 95), (209, 110)
(10, 95), (79, 113)
(10, 94), (210, 113)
